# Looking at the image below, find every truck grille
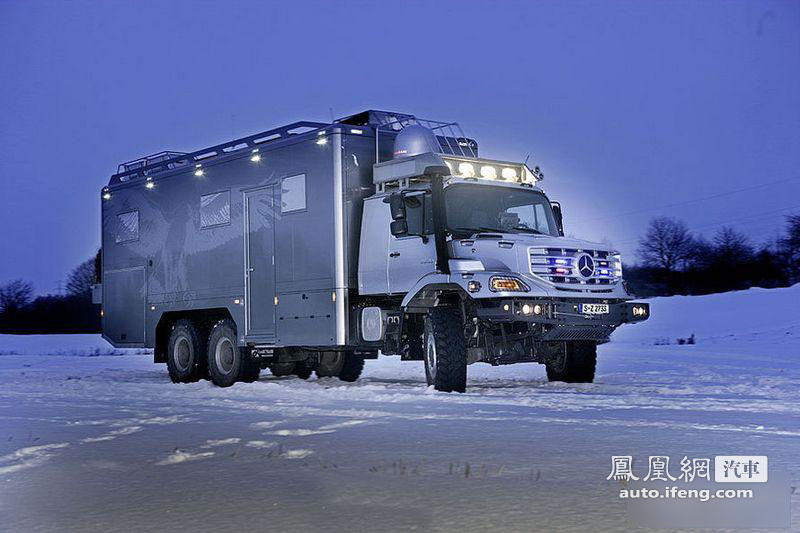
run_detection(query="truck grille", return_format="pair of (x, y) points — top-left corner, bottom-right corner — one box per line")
(529, 247), (621, 287)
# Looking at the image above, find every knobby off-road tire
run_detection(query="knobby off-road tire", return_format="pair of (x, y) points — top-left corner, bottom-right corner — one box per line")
(423, 308), (467, 393)
(315, 351), (344, 378)
(269, 362), (295, 377)
(292, 364), (313, 380)
(545, 341), (597, 383)
(337, 351), (365, 382)
(166, 319), (206, 383)
(315, 351), (364, 382)
(207, 319), (259, 387)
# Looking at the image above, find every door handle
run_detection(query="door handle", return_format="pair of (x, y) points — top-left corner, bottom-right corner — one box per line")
(389, 252), (400, 258)
(247, 267), (255, 272)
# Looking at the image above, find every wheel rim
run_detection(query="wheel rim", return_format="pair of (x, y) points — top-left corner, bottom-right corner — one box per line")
(174, 335), (192, 372)
(319, 352), (343, 374)
(215, 337), (236, 375)
(425, 330), (437, 381)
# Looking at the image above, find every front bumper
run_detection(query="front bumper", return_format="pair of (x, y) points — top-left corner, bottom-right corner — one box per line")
(475, 299), (650, 327)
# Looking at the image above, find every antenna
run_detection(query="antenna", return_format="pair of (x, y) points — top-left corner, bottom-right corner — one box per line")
(329, 107), (335, 123)
(524, 153), (531, 166)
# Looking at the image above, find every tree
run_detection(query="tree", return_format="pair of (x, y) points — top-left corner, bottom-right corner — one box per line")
(712, 226), (754, 262)
(637, 217), (694, 272)
(779, 214), (800, 281)
(685, 235), (714, 270)
(0, 279), (34, 313)
(66, 258), (97, 298)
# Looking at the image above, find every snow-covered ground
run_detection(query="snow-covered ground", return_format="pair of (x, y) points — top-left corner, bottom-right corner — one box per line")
(1, 286), (798, 531)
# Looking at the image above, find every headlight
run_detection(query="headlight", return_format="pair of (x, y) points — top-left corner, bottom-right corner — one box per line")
(489, 276), (530, 292)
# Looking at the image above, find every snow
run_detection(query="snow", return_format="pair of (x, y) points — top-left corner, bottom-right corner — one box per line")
(1, 286), (799, 531)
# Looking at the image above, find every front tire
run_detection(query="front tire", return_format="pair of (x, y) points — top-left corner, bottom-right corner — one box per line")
(207, 319), (257, 387)
(423, 308), (467, 393)
(166, 319), (205, 383)
(545, 341), (597, 383)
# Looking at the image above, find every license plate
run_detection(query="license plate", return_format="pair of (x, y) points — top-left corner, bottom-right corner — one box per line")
(580, 303), (609, 315)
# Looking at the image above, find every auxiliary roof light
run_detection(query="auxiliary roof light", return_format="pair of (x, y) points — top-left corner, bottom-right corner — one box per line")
(458, 162), (475, 178)
(501, 167), (518, 180)
(250, 149), (261, 162)
(444, 157), (532, 185)
(102, 190), (111, 200)
(480, 165), (497, 179)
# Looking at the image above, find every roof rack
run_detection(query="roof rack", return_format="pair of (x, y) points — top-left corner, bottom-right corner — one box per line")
(374, 115), (478, 164)
(110, 120), (329, 185)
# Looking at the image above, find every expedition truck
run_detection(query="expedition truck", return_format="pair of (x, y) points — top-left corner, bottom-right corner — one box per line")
(96, 110), (649, 392)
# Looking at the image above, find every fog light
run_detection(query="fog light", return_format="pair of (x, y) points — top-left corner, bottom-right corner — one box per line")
(503, 304), (510, 312)
(522, 304), (532, 315)
(467, 280), (481, 293)
(533, 304), (542, 315)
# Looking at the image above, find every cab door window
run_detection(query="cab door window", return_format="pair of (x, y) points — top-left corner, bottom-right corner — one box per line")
(403, 193), (433, 236)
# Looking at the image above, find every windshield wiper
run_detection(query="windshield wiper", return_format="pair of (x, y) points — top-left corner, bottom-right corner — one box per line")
(453, 226), (510, 235)
(512, 226), (545, 235)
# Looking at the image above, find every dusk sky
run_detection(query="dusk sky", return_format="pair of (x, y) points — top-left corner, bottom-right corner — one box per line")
(1, 0), (798, 294)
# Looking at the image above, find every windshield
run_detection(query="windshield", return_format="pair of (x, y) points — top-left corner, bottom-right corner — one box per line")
(445, 184), (560, 237)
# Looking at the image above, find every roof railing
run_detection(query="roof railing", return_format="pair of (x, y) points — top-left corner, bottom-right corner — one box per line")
(110, 120), (329, 185)
(375, 115), (478, 164)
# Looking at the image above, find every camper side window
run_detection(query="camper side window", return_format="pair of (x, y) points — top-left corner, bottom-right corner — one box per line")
(281, 174), (306, 213)
(200, 190), (231, 228)
(116, 210), (139, 243)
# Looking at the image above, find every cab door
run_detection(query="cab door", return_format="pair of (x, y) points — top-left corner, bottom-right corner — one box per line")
(387, 191), (436, 294)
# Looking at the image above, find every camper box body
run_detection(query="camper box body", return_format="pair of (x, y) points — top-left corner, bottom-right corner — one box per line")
(100, 122), (378, 355)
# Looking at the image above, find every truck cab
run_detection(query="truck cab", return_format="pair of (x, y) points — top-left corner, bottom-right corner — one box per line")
(354, 119), (649, 392)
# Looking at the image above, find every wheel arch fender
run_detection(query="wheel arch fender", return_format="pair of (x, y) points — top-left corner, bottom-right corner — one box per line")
(400, 273), (470, 310)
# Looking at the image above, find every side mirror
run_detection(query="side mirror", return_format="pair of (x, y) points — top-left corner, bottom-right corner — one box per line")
(389, 193), (406, 221)
(390, 219), (408, 237)
(551, 202), (564, 235)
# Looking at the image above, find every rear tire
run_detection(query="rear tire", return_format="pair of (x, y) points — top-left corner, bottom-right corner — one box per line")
(166, 319), (205, 383)
(545, 341), (597, 383)
(315, 351), (344, 378)
(337, 351), (364, 382)
(293, 364), (313, 380)
(423, 308), (467, 393)
(207, 319), (256, 387)
(269, 362), (295, 377)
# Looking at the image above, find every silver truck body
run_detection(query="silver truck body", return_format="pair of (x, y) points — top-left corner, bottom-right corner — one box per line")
(98, 110), (648, 390)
